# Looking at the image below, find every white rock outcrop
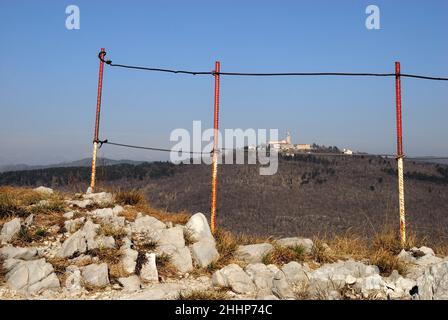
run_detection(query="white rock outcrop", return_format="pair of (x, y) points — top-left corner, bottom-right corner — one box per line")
(140, 253), (159, 282)
(212, 264), (256, 294)
(191, 240), (219, 268)
(275, 237), (314, 254)
(0, 218), (22, 243)
(244, 263), (275, 297)
(4, 258), (60, 294)
(81, 263), (109, 288)
(415, 261), (448, 300)
(33, 186), (54, 195)
(235, 243), (273, 264)
(118, 275), (142, 292)
(185, 213), (214, 243)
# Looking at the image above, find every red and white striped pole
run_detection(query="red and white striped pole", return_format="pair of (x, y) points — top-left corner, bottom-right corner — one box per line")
(395, 61), (406, 246)
(89, 48), (106, 192)
(210, 61), (221, 233)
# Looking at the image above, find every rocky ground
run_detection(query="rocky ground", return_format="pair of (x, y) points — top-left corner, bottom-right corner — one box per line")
(0, 186), (447, 300)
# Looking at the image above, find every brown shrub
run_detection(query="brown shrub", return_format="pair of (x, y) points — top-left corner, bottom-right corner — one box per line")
(211, 229), (239, 270)
(262, 245), (305, 265)
(370, 248), (407, 276)
(0, 254), (6, 285)
(310, 239), (336, 264)
(98, 224), (127, 240)
(115, 189), (147, 206)
(156, 253), (177, 278)
(87, 248), (121, 265)
(178, 289), (228, 300)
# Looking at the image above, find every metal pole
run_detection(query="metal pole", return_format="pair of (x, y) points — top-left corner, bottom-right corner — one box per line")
(395, 61), (406, 246)
(210, 61), (221, 233)
(89, 48), (106, 192)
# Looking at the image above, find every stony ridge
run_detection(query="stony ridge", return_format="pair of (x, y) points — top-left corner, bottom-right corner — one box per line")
(1, 186), (447, 300)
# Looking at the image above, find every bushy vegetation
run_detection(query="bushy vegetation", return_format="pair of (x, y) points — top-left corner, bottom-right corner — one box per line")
(115, 189), (147, 206)
(178, 289), (228, 300)
(262, 245), (305, 265)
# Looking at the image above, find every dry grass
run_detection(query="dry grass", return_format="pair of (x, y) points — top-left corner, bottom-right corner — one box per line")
(134, 251), (147, 276)
(114, 189), (190, 224)
(46, 257), (71, 285)
(98, 224), (127, 240)
(0, 254), (6, 285)
(262, 244), (306, 265)
(87, 248), (121, 265)
(0, 186), (42, 219)
(305, 227), (429, 276)
(178, 289), (228, 300)
(109, 263), (129, 281)
(118, 205), (190, 225)
(371, 228), (423, 254)
(115, 189), (147, 206)
(208, 229), (239, 271)
(30, 198), (66, 215)
(325, 233), (369, 261)
(432, 242), (448, 257)
(310, 239), (336, 264)
(134, 239), (158, 252)
(156, 253), (178, 278)
(370, 248), (407, 276)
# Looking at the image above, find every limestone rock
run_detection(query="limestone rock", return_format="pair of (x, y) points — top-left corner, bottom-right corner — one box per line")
(0, 218), (22, 243)
(212, 264), (256, 294)
(415, 261), (448, 300)
(34, 186), (54, 195)
(140, 253), (158, 282)
(245, 263), (275, 296)
(275, 237), (314, 253)
(118, 275), (142, 292)
(272, 270), (295, 299)
(158, 226), (185, 249)
(83, 192), (113, 205)
(191, 240), (219, 268)
(0, 246), (38, 260)
(64, 217), (85, 233)
(132, 213), (166, 234)
(24, 214), (34, 227)
(235, 243), (273, 264)
(112, 205), (124, 215)
(67, 199), (93, 209)
(308, 260), (379, 297)
(82, 263), (109, 288)
(90, 235), (115, 249)
(90, 208), (114, 219)
(281, 261), (310, 287)
(169, 247), (194, 274)
(121, 247), (139, 274)
(63, 211), (75, 219)
(5, 258), (60, 294)
(354, 274), (386, 294)
(64, 265), (82, 294)
(185, 213), (214, 243)
(57, 220), (100, 258)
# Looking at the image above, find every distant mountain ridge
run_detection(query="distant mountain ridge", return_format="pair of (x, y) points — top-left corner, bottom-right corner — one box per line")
(0, 158), (145, 173)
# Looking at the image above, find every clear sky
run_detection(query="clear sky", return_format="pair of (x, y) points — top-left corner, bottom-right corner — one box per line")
(0, 0), (447, 165)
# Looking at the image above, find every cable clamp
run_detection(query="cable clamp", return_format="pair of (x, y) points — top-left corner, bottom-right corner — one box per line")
(98, 51), (112, 65)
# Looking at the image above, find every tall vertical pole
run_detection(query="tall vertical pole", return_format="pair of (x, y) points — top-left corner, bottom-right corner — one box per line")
(89, 48), (106, 192)
(210, 61), (221, 233)
(395, 61), (406, 246)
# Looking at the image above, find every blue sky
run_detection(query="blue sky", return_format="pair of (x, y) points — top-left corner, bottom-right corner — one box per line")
(0, 0), (447, 165)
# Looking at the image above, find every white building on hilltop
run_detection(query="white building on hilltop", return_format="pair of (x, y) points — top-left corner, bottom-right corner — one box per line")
(268, 131), (311, 151)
